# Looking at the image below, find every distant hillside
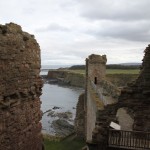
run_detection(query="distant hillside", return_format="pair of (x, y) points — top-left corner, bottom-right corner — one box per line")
(120, 63), (141, 66)
(106, 64), (140, 69)
(69, 63), (141, 70)
(69, 65), (85, 70)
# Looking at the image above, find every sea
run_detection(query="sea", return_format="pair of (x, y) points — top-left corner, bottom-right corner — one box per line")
(40, 65), (84, 135)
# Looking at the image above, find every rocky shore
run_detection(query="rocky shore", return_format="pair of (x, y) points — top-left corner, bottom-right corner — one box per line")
(42, 106), (75, 138)
(41, 82), (84, 139)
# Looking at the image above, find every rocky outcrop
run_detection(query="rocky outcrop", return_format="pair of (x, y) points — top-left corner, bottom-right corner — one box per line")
(51, 119), (74, 137)
(47, 70), (68, 79)
(0, 23), (43, 150)
(47, 70), (85, 87)
(63, 73), (85, 87)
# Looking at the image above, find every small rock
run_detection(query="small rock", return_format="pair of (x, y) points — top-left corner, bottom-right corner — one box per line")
(47, 111), (55, 117)
(53, 106), (61, 110)
(51, 119), (74, 137)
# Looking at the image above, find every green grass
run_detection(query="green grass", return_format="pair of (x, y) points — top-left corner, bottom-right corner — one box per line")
(68, 69), (140, 75)
(44, 138), (85, 150)
(106, 69), (140, 74)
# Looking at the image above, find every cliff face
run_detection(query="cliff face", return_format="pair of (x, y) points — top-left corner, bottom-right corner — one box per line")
(0, 23), (43, 150)
(47, 70), (138, 88)
(47, 70), (68, 79)
(63, 73), (85, 87)
(47, 70), (85, 87)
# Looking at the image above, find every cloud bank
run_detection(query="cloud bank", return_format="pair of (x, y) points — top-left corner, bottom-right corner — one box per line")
(0, 0), (149, 66)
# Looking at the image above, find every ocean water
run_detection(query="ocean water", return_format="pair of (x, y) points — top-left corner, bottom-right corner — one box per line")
(41, 65), (70, 69)
(40, 83), (84, 135)
(40, 65), (69, 75)
(40, 70), (48, 75)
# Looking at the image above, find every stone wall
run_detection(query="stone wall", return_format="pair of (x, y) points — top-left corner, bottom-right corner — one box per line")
(85, 54), (110, 143)
(84, 45), (150, 149)
(118, 44), (150, 131)
(75, 93), (85, 139)
(0, 23), (43, 150)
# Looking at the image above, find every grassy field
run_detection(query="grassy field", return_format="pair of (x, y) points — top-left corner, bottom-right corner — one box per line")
(106, 69), (140, 74)
(68, 69), (140, 75)
(44, 138), (85, 150)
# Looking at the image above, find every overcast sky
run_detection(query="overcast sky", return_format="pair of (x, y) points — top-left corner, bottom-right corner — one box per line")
(1, 0), (150, 66)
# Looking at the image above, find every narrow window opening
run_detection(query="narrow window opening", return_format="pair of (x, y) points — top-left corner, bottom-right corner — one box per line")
(94, 77), (97, 84)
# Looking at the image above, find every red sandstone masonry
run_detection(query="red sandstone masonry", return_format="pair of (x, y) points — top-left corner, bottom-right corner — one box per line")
(0, 23), (43, 150)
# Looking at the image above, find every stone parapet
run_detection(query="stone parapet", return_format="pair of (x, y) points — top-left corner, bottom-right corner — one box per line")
(88, 54), (107, 64)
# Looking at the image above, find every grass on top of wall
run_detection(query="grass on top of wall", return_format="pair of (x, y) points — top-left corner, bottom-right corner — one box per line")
(44, 138), (85, 150)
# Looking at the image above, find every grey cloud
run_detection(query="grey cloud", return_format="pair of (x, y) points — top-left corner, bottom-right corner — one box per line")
(60, 0), (79, 10)
(86, 21), (150, 42)
(78, 0), (150, 21)
(22, 8), (35, 15)
(36, 23), (70, 32)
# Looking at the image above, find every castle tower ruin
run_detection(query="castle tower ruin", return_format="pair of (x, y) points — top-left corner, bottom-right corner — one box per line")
(0, 23), (43, 150)
(85, 54), (107, 142)
(86, 54), (107, 85)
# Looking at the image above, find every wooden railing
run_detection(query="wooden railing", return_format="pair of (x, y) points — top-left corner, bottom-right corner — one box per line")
(108, 129), (150, 149)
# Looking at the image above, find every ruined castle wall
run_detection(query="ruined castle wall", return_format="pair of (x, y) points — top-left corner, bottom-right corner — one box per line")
(0, 23), (43, 150)
(88, 45), (150, 147)
(84, 54), (124, 145)
(85, 54), (107, 142)
(75, 93), (86, 139)
(118, 45), (150, 132)
(86, 87), (98, 142)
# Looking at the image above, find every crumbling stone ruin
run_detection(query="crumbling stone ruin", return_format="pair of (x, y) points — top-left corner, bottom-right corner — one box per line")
(75, 93), (85, 139)
(75, 45), (150, 149)
(118, 45), (150, 132)
(0, 23), (43, 150)
(75, 54), (119, 141)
